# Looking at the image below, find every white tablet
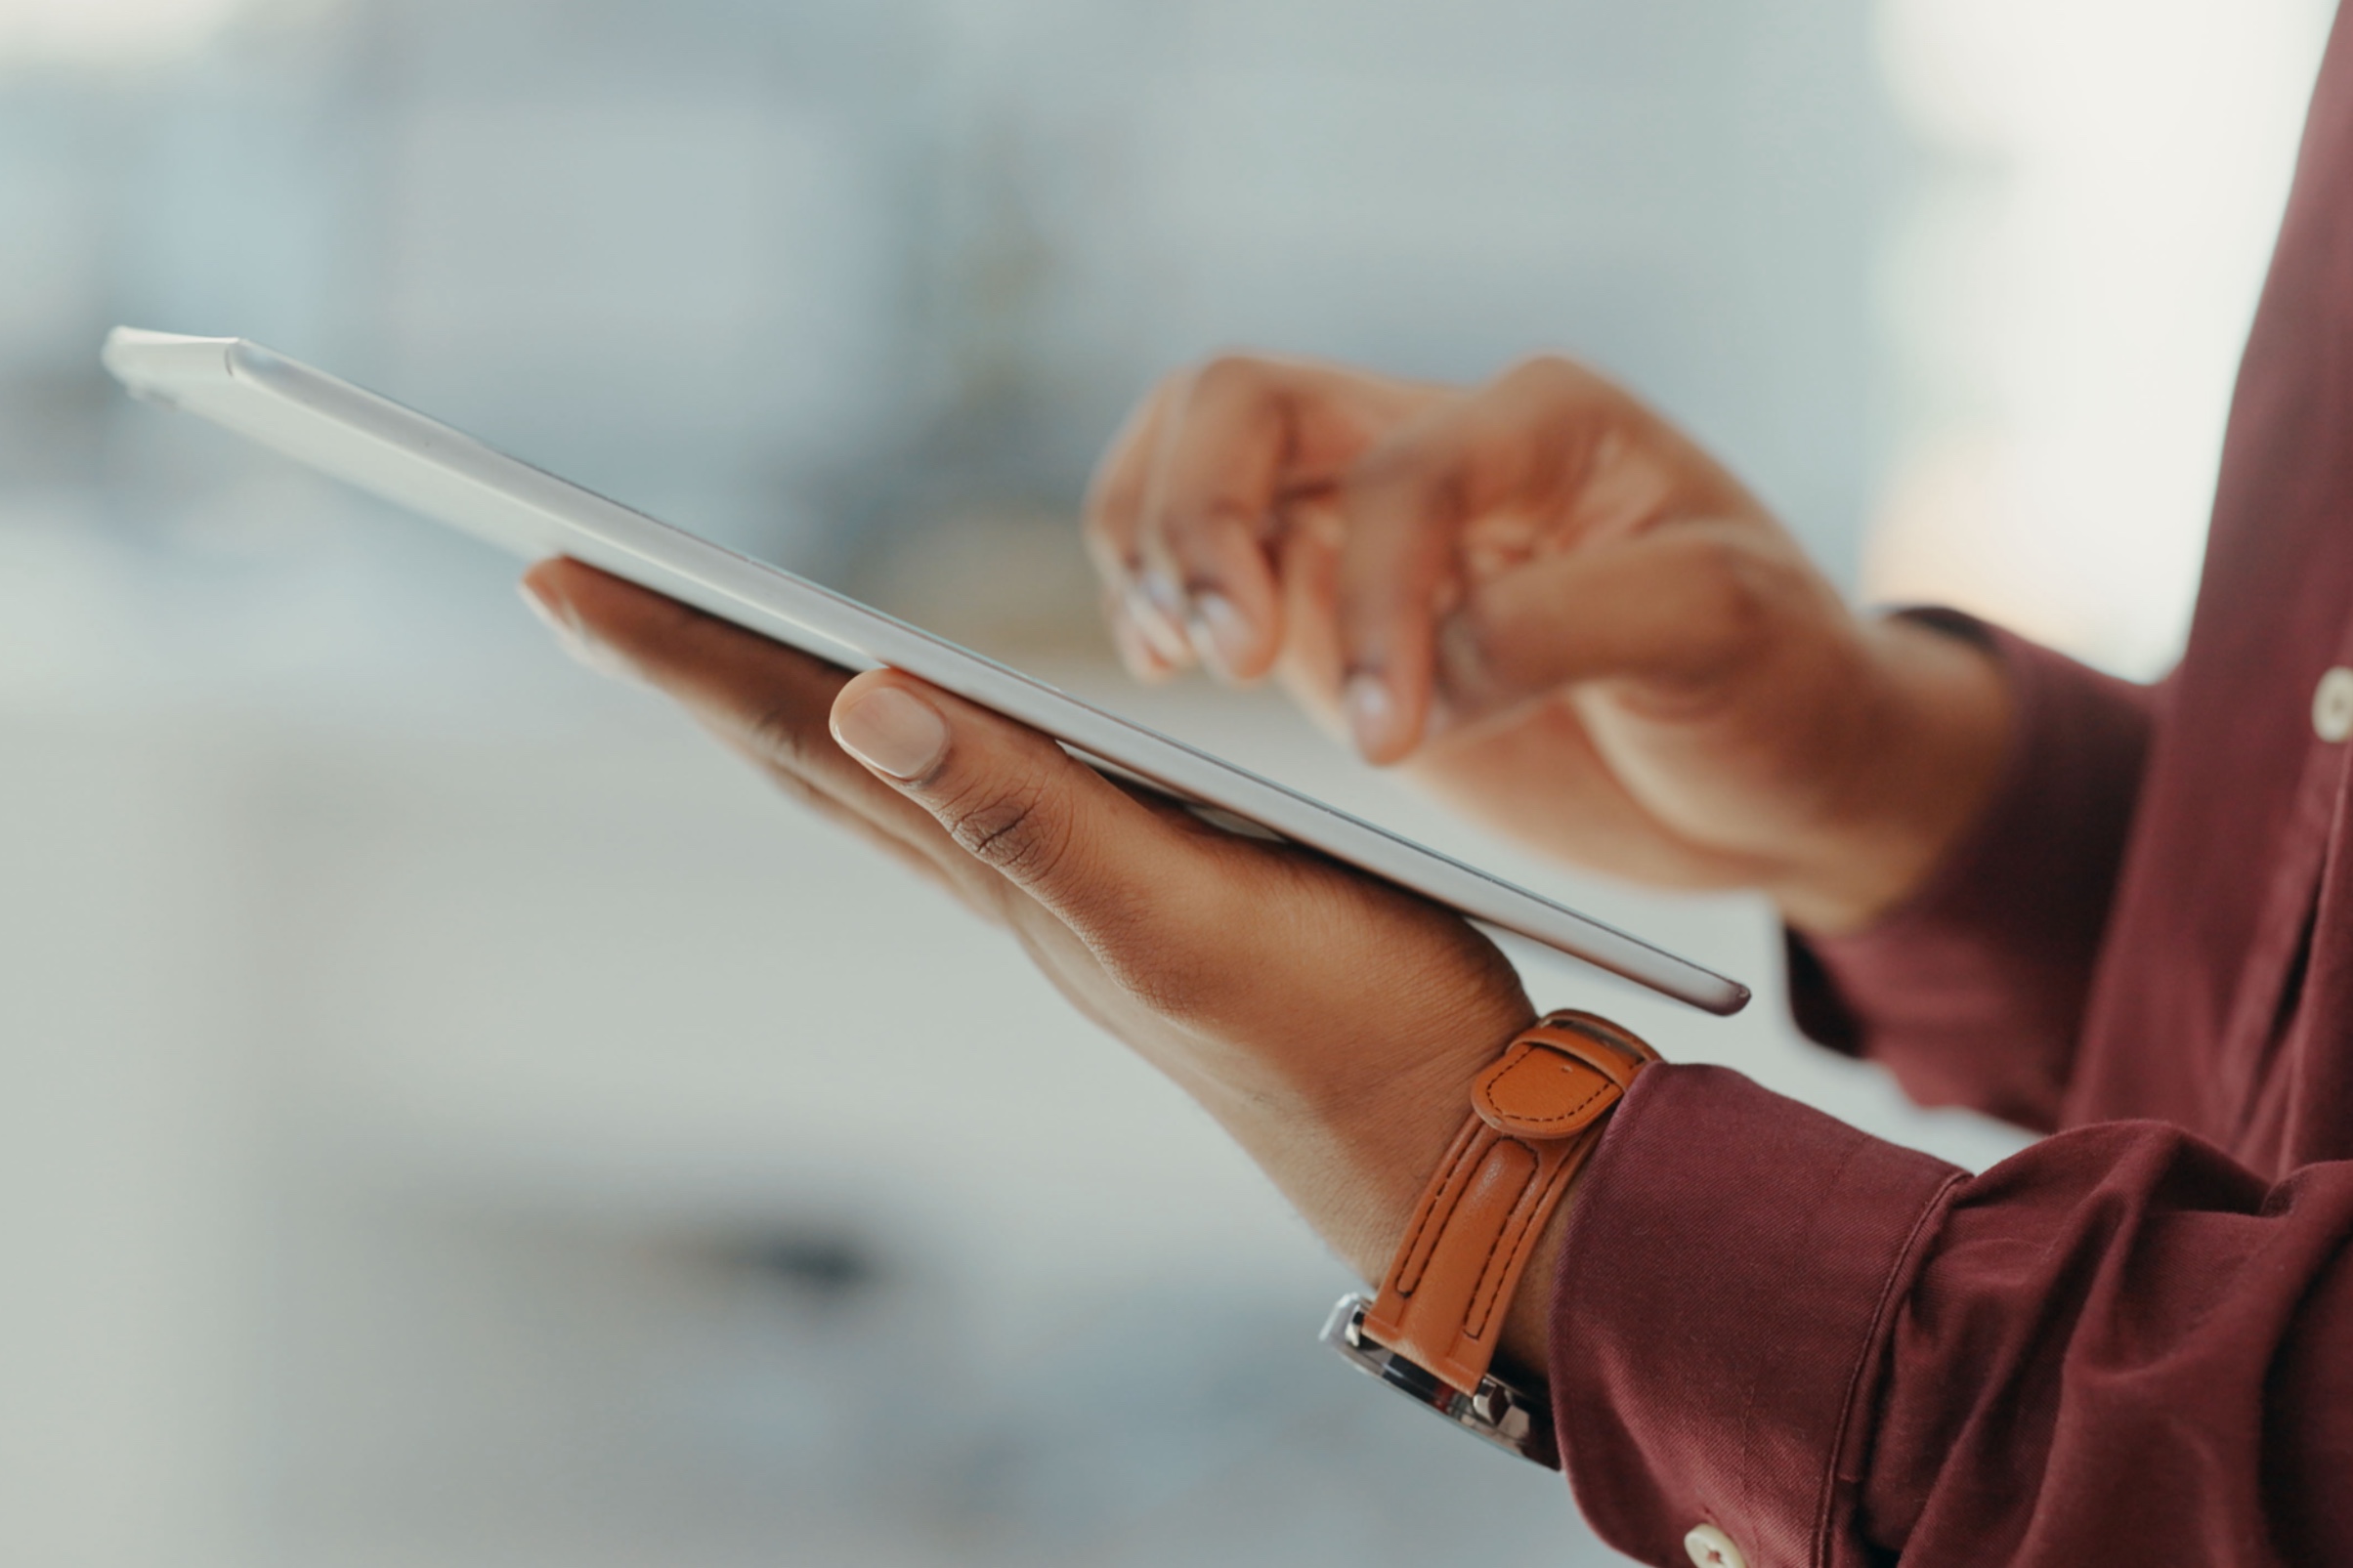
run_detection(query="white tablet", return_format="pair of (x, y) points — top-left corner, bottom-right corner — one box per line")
(101, 327), (1749, 1016)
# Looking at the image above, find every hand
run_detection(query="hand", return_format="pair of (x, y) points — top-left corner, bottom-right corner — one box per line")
(1087, 355), (2010, 933)
(519, 560), (1570, 1371)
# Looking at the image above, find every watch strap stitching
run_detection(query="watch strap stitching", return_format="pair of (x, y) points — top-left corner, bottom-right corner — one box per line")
(1479, 1074), (1613, 1132)
(1362, 1010), (1658, 1395)
(1390, 1117), (1491, 1296)
(1462, 1138), (1561, 1338)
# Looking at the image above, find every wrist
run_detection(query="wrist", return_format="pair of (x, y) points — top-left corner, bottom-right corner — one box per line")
(1774, 613), (2011, 935)
(1186, 994), (1536, 1286)
(1353, 1011), (1656, 1399)
(1493, 1165), (1582, 1388)
(1316, 1002), (1539, 1283)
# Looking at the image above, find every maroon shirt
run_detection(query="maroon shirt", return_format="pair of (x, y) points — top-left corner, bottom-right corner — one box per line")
(1544, 12), (2353, 1566)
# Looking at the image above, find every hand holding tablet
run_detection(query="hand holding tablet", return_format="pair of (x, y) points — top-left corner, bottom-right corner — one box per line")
(520, 550), (1548, 1293)
(100, 327), (1749, 1015)
(101, 326), (2016, 1415)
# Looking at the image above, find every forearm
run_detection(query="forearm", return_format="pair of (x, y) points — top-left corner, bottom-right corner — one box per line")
(1787, 620), (2156, 1129)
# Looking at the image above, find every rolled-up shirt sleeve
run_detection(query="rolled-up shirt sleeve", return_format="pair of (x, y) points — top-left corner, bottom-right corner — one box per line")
(1787, 614), (2157, 1131)
(1548, 1065), (2353, 1568)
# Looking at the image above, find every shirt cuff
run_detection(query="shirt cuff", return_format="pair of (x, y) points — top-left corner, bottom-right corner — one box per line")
(1547, 1064), (1963, 1568)
(1787, 613), (2154, 1130)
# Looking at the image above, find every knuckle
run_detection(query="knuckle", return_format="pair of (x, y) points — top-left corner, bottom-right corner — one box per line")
(1497, 352), (1586, 395)
(1508, 355), (1623, 421)
(1344, 442), (1438, 506)
(1344, 450), (1462, 548)
(1178, 494), (1263, 557)
(1190, 352), (1272, 404)
(1494, 354), (1622, 436)
(1682, 533), (1780, 651)
(939, 767), (1075, 887)
(1090, 864), (1265, 1022)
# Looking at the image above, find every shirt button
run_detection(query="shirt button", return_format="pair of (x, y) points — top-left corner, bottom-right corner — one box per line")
(1685, 1523), (1746, 1568)
(2315, 667), (2353, 742)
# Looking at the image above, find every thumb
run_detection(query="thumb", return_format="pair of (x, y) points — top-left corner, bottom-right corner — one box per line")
(1434, 525), (1788, 718)
(826, 668), (1188, 935)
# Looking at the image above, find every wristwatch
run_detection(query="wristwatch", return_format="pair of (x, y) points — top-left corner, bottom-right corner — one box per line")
(1321, 1009), (1656, 1462)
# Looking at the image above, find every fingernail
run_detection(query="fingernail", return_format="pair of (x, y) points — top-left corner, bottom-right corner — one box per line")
(1139, 569), (1184, 619)
(519, 579), (634, 681)
(832, 686), (949, 781)
(1132, 573), (1192, 660)
(1345, 672), (1401, 758)
(1187, 592), (1253, 680)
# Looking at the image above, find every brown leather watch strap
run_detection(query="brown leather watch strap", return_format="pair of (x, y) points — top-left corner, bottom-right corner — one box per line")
(1361, 1010), (1657, 1393)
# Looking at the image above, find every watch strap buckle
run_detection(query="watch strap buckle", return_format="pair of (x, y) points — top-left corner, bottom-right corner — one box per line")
(1320, 1293), (1552, 1463)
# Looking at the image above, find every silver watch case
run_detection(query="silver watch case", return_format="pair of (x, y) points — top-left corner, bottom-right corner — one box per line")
(1320, 1293), (1550, 1463)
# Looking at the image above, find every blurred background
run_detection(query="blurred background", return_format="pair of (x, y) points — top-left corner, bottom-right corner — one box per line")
(0, 1), (2333, 1563)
